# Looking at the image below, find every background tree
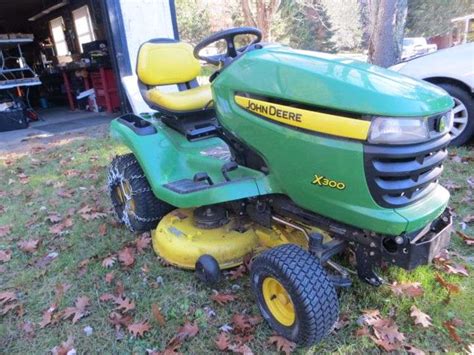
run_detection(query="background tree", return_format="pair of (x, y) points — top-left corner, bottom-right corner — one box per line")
(405, 0), (473, 38)
(368, 0), (407, 67)
(240, 0), (282, 41)
(175, 0), (211, 45)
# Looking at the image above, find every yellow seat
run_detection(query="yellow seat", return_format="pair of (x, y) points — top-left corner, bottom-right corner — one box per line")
(147, 84), (212, 112)
(137, 40), (213, 113)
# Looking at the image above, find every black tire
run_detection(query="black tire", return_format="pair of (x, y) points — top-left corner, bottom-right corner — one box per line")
(195, 254), (221, 286)
(438, 83), (474, 146)
(251, 244), (339, 347)
(107, 153), (174, 232)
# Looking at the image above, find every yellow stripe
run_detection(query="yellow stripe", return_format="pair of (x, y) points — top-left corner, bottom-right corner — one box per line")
(234, 95), (370, 140)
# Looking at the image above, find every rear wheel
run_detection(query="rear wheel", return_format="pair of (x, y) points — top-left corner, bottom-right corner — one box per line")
(108, 153), (174, 232)
(438, 83), (473, 146)
(250, 244), (339, 346)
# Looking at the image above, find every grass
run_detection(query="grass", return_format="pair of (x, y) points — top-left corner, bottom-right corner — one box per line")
(0, 129), (473, 354)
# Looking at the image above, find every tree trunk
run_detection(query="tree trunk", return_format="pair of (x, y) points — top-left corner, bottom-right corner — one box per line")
(240, 0), (281, 41)
(368, 0), (407, 67)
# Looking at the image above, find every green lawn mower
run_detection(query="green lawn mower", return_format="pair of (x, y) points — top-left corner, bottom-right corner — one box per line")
(107, 27), (454, 346)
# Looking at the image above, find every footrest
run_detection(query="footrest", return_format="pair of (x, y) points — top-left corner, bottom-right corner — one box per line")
(164, 177), (251, 194)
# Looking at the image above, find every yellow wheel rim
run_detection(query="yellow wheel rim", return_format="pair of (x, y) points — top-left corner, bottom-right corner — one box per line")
(262, 277), (295, 326)
(115, 181), (136, 212)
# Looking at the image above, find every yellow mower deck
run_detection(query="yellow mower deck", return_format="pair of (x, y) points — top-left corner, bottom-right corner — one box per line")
(152, 208), (330, 270)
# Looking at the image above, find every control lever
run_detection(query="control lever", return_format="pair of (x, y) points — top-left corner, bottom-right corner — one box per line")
(194, 172), (214, 185)
(221, 161), (238, 181)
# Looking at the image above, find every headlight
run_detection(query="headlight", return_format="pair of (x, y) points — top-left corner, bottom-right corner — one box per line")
(368, 111), (452, 145)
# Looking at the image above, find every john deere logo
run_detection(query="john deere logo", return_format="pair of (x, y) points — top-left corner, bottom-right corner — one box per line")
(312, 174), (346, 190)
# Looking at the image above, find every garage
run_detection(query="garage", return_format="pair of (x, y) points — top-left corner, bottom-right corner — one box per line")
(0, 0), (177, 146)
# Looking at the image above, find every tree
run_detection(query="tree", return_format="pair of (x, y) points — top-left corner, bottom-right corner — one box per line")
(368, 0), (407, 67)
(405, 0), (473, 37)
(241, 0), (282, 41)
(175, 0), (211, 45)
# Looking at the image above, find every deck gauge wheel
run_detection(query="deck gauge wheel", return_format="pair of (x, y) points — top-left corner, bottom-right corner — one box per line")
(195, 254), (221, 286)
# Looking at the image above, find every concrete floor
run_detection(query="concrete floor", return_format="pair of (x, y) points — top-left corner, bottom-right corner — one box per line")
(0, 107), (118, 152)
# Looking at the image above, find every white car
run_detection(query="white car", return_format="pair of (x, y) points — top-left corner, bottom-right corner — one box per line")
(402, 37), (437, 60)
(391, 43), (474, 146)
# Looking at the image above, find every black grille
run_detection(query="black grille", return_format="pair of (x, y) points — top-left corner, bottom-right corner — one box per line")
(364, 134), (450, 208)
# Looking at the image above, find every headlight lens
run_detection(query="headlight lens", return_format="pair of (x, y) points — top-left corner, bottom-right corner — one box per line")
(368, 111), (453, 145)
(368, 117), (429, 144)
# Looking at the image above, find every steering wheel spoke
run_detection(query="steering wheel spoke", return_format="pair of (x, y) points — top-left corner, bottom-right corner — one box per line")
(194, 27), (262, 66)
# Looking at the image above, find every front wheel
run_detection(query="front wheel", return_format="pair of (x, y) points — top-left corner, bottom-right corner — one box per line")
(107, 153), (174, 232)
(250, 244), (339, 346)
(438, 83), (473, 146)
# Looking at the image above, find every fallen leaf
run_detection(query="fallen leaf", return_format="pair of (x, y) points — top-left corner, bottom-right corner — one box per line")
(118, 247), (135, 267)
(357, 309), (382, 326)
(0, 290), (17, 305)
(215, 332), (230, 351)
(114, 297), (135, 313)
(404, 345), (426, 355)
(47, 213), (63, 223)
(128, 320), (151, 338)
(99, 293), (117, 302)
(102, 255), (117, 268)
(39, 305), (58, 328)
(390, 282), (424, 297)
(151, 304), (166, 326)
(445, 263), (469, 277)
(176, 320), (199, 341)
(228, 343), (254, 354)
(268, 335), (296, 354)
(232, 314), (262, 335)
(0, 225), (12, 237)
(135, 233), (151, 253)
(108, 311), (133, 330)
(0, 249), (12, 263)
(21, 321), (35, 339)
(444, 181), (462, 191)
(49, 218), (73, 235)
(56, 188), (75, 198)
(333, 313), (350, 332)
(98, 224), (107, 236)
(456, 231), (474, 246)
(443, 320), (462, 343)
(62, 296), (90, 324)
(54, 283), (71, 304)
(410, 305), (432, 328)
(51, 336), (75, 355)
(35, 252), (58, 268)
(210, 291), (236, 306)
(435, 273), (460, 294)
(229, 264), (247, 280)
(105, 272), (115, 284)
(18, 239), (40, 253)
(463, 215), (474, 224)
(1, 302), (20, 315)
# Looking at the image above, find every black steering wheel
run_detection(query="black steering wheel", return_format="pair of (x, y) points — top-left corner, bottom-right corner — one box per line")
(194, 27), (262, 66)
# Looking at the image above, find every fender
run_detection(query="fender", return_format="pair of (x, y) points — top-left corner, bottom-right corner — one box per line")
(109, 117), (272, 208)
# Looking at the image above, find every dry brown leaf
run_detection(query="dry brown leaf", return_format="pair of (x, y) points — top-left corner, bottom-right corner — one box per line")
(463, 215), (474, 224)
(21, 321), (35, 339)
(118, 247), (135, 267)
(0, 224), (12, 237)
(98, 223), (107, 236)
(54, 283), (71, 304)
(151, 303), (166, 326)
(210, 291), (236, 306)
(232, 314), (262, 335)
(176, 320), (199, 341)
(135, 233), (151, 253)
(333, 313), (350, 332)
(0, 249), (12, 263)
(49, 218), (73, 235)
(435, 273), (460, 294)
(444, 181), (462, 191)
(39, 305), (57, 328)
(445, 263), (469, 277)
(443, 320), (462, 343)
(102, 255), (117, 268)
(128, 320), (151, 338)
(0, 290), (17, 305)
(105, 272), (115, 284)
(1, 302), (20, 315)
(114, 296), (135, 313)
(62, 296), (90, 324)
(47, 213), (63, 224)
(228, 343), (254, 355)
(229, 264), (247, 280)
(456, 231), (474, 246)
(390, 281), (424, 297)
(18, 239), (40, 253)
(358, 309), (382, 326)
(51, 336), (75, 355)
(410, 305), (432, 328)
(268, 335), (296, 354)
(215, 332), (230, 351)
(355, 325), (370, 337)
(57, 188), (75, 198)
(109, 311), (133, 330)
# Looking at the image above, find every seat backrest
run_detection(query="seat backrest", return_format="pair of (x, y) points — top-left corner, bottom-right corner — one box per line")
(136, 39), (201, 86)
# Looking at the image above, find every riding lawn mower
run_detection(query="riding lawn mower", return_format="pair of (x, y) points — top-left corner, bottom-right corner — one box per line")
(107, 27), (454, 346)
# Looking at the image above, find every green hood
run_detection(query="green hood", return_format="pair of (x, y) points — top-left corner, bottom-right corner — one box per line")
(215, 45), (453, 117)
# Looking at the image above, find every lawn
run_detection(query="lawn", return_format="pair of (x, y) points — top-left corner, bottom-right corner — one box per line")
(0, 128), (473, 354)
